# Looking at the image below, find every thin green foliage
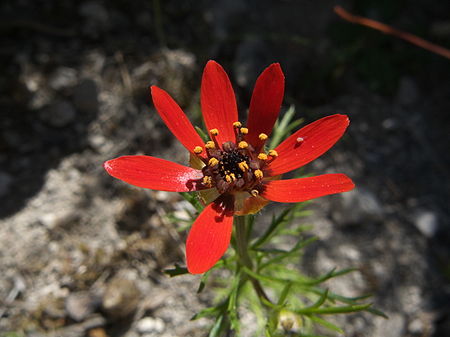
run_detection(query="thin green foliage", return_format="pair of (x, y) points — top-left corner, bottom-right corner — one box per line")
(176, 194), (384, 336)
(269, 105), (303, 149)
(195, 125), (210, 142)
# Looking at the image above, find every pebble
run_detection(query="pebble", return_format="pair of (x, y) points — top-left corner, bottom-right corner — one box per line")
(154, 191), (170, 201)
(413, 210), (439, 238)
(382, 118), (398, 130)
(88, 327), (108, 337)
(49, 67), (78, 90)
(102, 277), (141, 318)
(88, 134), (106, 151)
(39, 210), (78, 230)
(136, 317), (165, 334)
(408, 317), (424, 334)
(66, 291), (100, 322)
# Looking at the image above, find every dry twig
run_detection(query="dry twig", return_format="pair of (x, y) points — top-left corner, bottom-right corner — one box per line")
(334, 6), (450, 60)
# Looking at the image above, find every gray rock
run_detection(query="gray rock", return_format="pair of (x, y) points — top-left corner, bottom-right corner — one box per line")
(49, 67), (78, 91)
(136, 317), (165, 334)
(39, 100), (76, 127)
(382, 117), (398, 130)
(408, 317), (424, 335)
(413, 210), (439, 237)
(38, 209), (79, 230)
(46, 315), (106, 337)
(102, 277), (141, 318)
(65, 291), (100, 322)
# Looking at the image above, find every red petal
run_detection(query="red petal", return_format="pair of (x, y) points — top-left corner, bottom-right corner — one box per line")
(151, 86), (205, 157)
(246, 63), (285, 150)
(201, 60), (238, 147)
(186, 200), (234, 274)
(261, 174), (355, 203)
(267, 115), (349, 176)
(104, 156), (204, 192)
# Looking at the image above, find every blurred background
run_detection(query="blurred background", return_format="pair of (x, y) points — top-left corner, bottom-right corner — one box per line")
(1, 0), (449, 336)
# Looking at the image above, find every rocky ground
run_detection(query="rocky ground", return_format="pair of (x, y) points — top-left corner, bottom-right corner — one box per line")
(1, 0), (449, 336)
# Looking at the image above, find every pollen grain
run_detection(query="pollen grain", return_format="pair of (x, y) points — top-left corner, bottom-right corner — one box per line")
(257, 153), (268, 161)
(238, 161), (249, 172)
(268, 149), (278, 157)
(208, 158), (219, 166)
(205, 141), (215, 149)
(254, 169), (263, 179)
(250, 189), (259, 196)
(238, 141), (248, 149)
(202, 176), (212, 187)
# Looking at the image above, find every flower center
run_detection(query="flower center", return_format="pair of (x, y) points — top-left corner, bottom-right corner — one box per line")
(193, 123), (279, 197)
(219, 150), (249, 180)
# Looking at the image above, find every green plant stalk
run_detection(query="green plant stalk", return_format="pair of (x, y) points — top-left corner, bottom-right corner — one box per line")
(234, 215), (272, 305)
(235, 215), (253, 269)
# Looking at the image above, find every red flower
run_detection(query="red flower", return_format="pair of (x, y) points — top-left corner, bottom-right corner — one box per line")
(104, 61), (354, 274)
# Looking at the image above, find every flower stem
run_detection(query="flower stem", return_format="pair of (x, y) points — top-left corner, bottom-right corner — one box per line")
(235, 215), (253, 269)
(234, 215), (272, 304)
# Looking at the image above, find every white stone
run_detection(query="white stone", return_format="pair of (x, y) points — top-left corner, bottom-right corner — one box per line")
(136, 317), (165, 334)
(414, 210), (438, 237)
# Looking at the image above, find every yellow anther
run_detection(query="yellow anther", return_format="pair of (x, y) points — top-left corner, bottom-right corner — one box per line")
(205, 141), (215, 149)
(240, 127), (248, 134)
(225, 174), (232, 183)
(268, 149), (278, 157)
(208, 158), (219, 166)
(238, 141), (248, 149)
(202, 176), (212, 187)
(257, 153), (268, 160)
(230, 173), (236, 181)
(238, 161), (249, 172)
(258, 133), (268, 141)
(254, 169), (263, 179)
(193, 146), (203, 154)
(209, 128), (219, 136)
(233, 121), (242, 128)
(250, 189), (259, 197)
